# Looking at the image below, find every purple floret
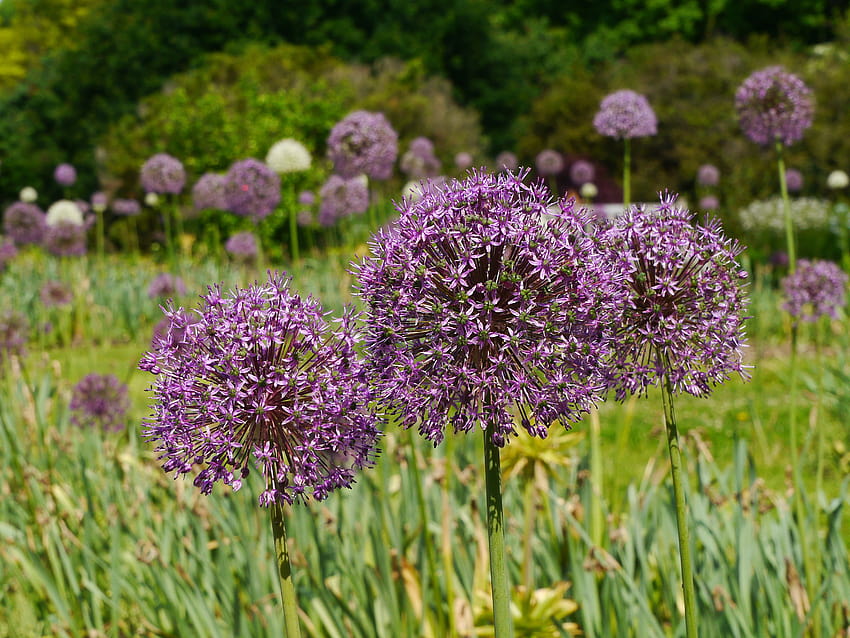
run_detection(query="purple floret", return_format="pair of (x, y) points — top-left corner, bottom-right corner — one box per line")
(140, 153), (187, 195)
(782, 259), (847, 322)
(223, 159), (281, 222)
(594, 90), (658, 139)
(70, 373), (130, 431)
(735, 66), (813, 147)
(327, 111), (398, 180)
(400, 137), (441, 179)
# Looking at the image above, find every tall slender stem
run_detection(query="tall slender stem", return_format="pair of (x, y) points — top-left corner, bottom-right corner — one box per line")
(660, 374), (698, 638)
(520, 475), (537, 591)
(483, 431), (513, 638)
(776, 140), (796, 273)
(271, 502), (302, 638)
(589, 406), (604, 547)
(289, 184), (300, 263)
(623, 137), (632, 209)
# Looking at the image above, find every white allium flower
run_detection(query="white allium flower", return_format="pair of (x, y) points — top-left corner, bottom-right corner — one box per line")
(352, 174), (369, 188)
(46, 200), (84, 227)
(827, 170), (849, 190)
(145, 192), (160, 207)
(265, 138), (312, 174)
(19, 187), (38, 203)
(739, 196), (830, 233)
(580, 182), (598, 199)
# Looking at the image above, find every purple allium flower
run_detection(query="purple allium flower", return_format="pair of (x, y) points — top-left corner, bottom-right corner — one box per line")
(697, 164), (720, 187)
(535, 149), (564, 177)
(223, 159), (281, 222)
(297, 209), (314, 227)
(3, 202), (46, 245)
(140, 153), (186, 195)
(0, 238), (17, 271)
(112, 198), (142, 217)
(570, 160), (595, 185)
(318, 174), (370, 227)
(139, 272), (381, 506)
(769, 251), (790, 268)
(54, 163), (77, 187)
(593, 90), (658, 139)
(735, 66), (814, 147)
(400, 137), (441, 179)
(91, 192), (108, 212)
(455, 152), (473, 171)
(785, 168), (803, 192)
(327, 110), (398, 180)
(44, 221), (87, 257)
(354, 169), (620, 447)
(602, 194), (749, 399)
(699, 195), (720, 211)
(224, 231), (259, 262)
(297, 190), (316, 206)
(148, 273), (187, 299)
(0, 309), (28, 365)
(495, 151), (518, 172)
(40, 280), (73, 307)
(189, 173), (225, 211)
(782, 259), (848, 322)
(70, 373), (130, 431)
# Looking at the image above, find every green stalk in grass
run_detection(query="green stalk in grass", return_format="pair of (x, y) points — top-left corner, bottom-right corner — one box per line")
(483, 431), (514, 638)
(622, 137), (631, 208)
(271, 502), (302, 638)
(776, 141), (796, 273)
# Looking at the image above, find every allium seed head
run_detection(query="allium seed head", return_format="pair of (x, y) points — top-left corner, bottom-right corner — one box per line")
(782, 259), (847, 322)
(735, 66), (813, 147)
(593, 90), (658, 139)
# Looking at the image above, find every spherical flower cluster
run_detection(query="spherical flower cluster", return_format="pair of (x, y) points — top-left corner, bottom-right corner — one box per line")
(0, 238), (17, 271)
(140, 153), (186, 194)
(785, 168), (803, 192)
(782, 259), (848, 322)
(40, 280), (73, 307)
(3, 202), (46, 245)
(145, 192), (160, 207)
(298, 190), (316, 206)
(192, 173), (228, 211)
(699, 195), (719, 211)
(224, 231), (259, 262)
(223, 159), (281, 222)
(570, 160), (595, 185)
(148, 273), (187, 299)
(139, 272), (382, 506)
(265, 138), (312, 174)
(400, 137), (441, 179)
(327, 110), (398, 180)
(91, 192), (108, 213)
(111, 198), (142, 217)
(455, 152), (473, 171)
(318, 174), (369, 227)
(495, 151), (518, 172)
(70, 373), (130, 431)
(593, 90), (658, 139)
(19, 187), (38, 203)
(43, 221), (87, 257)
(54, 163), (77, 187)
(46, 200), (84, 227)
(738, 197), (830, 233)
(735, 66), (814, 147)
(697, 164), (720, 187)
(0, 309), (28, 365)
(580, 182), (598, 200)
(535, 149), (564, 177)
(602, 194), (749, 399)
(827, 170), (849, 190)
(354, 169), (621, 446)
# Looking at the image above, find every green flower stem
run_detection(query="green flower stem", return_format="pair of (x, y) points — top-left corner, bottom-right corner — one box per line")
(441, 436), (457, 638)
(660, 375), (698, 638)
(589, 406), (604, 548)
(483, 431), (514, 638)
(271, 502), (302, 638)
(161, 206), (176, 270)
(776, 140), (796, 273)
(95, 208), (105, 262)
(623, 137), (632, 209)
(520, 474), (537, 592)
(289, 185), (300, 263)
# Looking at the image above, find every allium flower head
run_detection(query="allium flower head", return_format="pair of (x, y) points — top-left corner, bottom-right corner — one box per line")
(455, 152), (473, 171)
(223, 158), (281, 222)
(735, 66), (814, 147)
(19, 186), (38, 203)
(46, 200), (84, 227)
(265, 138), (312, 174)
(70, 373), (130, 431)
(535, 149), (564, 177)
(699, 195), (719, 211)
(148, 273), (187, 299)
(697, 164), (720, 187)
(192, 173), (228, 211)
(355, 169), (621, 447)
(827, 170), (849, 190)
(570, 160), (595, 185)
(318, 174), (370, 227)
(593, 90), (658, 139)
(785, 168), (803, 192)
(298, 190), (316, 206)
(580, 182), (598, 200)
(0, 238), (17, 271)
(0, 309), (28, 365)
(495, 151), (518, 172)
(145, 192), (160, 207)
(139, 272), (381, 506)
(3, 202), (46, 245)
(327, 110), (398, 180)
(140, 153), (186, 194)
(91, 192), (108, 213)
(602, 194), (749, 399)
(111, 198), (141, 217)
(225, 231), (259, 262)
(54, 163), (77, 187)
(400, 137), (441, 179)
(40, 280), (73, 307)
(782, 259), (847, 322)
(44, 221), (87, 257)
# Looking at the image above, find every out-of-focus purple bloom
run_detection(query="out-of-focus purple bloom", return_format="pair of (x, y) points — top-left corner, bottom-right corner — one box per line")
(697, 164), (720, 187)
(223, 159), (281, 222)
(735, 66), (813, 147)
(570, 160), (595, 185)
(318, 174), (369, 227)
(327, 110), (398, 180)
(191, 173), (228, 211)
(400, 137), (441, 179)
(139, 272), (381, 506)
(54, 163), (77, 187)
(297, 209), (314, 227)
(3, 202), (46, 245)
(769, 251), (790, 268)
(535, 149), (564, 177)
(0, 238), (17, 271)
(593, 90), (658, 139)
(354, 168), (621, 447)
(140, 153), (186, 194)
(111, 198), (142, 217)
(0, 309), (28, 365)
(495, 151), (518, 172)
(70, 373), (130, 431)
(225, 231), (259, 262)
(455, 152), (473, 171)
(44, 221), (87, 257)
(602, 194), (749, 399)
(91, 192), (108, 213)
(40, 280), (73, 307)
(148, 273), (187, 299)
(699, 195), (720, 211)
(297, 190), (316, 206)
(782, 259), (847, 322)
(785, 168), (803, 192)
